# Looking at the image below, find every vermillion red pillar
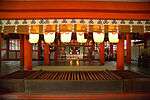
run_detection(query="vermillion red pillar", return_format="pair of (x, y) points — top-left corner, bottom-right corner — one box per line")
(126, 33), (131, 65)
(117, 33), (124, 70)
(99, 42), (105, 65)
(20, 35), (24, 68)
(24, 35), (32, 70)
(44, 43), (50, 65)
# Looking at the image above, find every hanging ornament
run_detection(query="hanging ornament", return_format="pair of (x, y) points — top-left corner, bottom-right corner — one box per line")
(61, 32), (72, 43)
(44, 32), (55, 44)
(93, 32), (104, 43)
(76, 32), (87, 43)
(108, 32), (119, 43)
(29, 34), (39, 43)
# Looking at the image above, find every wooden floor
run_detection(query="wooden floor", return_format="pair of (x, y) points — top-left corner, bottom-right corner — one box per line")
(1, 70), (148, 80)
(1, 70), (150, 100)
(33, 64), (116, 71)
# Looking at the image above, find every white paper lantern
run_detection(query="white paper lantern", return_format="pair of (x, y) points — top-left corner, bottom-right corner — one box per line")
(108, 32), (119, 43)
(93, 32), (104, 43)
(44, 32), (55, 43)
(77, 32), (87, 43)
(61, 32), (72, 43)
(29, 34), (39, 43)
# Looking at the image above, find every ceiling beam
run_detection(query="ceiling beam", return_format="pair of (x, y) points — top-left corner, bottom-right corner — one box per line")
(0, 1), (150, 19)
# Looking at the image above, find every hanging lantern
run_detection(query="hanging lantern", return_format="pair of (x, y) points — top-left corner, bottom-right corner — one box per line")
(44, 32), (55, 44)
(29, 34), (39, 43)
(78, 39), (87, 43)
(108, 32), (119, 43)
(93, 32), (104, 43)
(76, 32), (87, 43)
(61, 32), (72, 43)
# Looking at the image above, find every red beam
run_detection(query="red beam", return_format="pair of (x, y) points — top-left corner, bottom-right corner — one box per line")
(0, 1), (150, 12)
(0, 1), (149, 20)
(0, 11), (150, 20)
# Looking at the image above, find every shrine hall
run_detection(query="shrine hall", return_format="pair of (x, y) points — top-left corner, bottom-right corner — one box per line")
(0, 0), (150, 100)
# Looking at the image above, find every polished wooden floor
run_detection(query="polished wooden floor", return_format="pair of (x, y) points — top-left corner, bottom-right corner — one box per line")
(1, 70), (148, 80)
(1, 70), (150, 100)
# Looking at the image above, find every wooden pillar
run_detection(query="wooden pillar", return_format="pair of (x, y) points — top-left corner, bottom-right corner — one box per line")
(24, 35), (32, 70)
(44, 43), (50, 65)
(117, 33), (124, 70)
(99, 42), (105, 65)
(126, 33), (131, 65)
(20, 34), (24, 68)
(110, 43), (113, 60)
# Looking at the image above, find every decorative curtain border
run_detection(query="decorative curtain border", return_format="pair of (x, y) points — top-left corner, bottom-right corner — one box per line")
(0, 19), (150, 34)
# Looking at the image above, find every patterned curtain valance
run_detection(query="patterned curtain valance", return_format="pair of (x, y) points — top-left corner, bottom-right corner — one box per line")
(104, 25), (108, 33)
(119, 25), (130, 33)
(30, 25), (39, 33)
(45, 25), (57, 32)
(132, 25), (144, 33)
(108, 25), (117, 32)
(59, 24), (73, 32)
(145, 26), (150, 32)
(3, 26), (15, 33)
(75, 24), (87, 32)
(0, 19), (150, 34)
(30, 25), (43, 34)
(89, 25), (102, 32)
(17, 25), (29, 34)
